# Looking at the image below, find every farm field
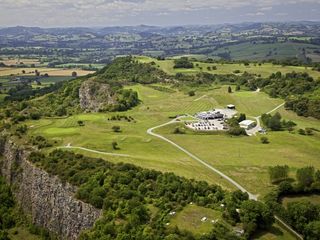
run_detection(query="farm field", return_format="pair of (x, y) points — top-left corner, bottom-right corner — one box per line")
(0, 67), (95, 77)
(210, 42), (320, 62)
(0, 58), (41, 66)
(26, 84), (320, 199)
(136, 55), (320, 79)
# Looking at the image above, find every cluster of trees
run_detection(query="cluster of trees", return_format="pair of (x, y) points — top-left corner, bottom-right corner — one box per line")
(0, 176), (54, 240)
(173, 57), (194, 69)
(265, 166), (320, 239)
(261, 112), (296, 131)
(108, 115), (135, 122)
(0, 177), (15, 239)
(30, 135), (52, 149)
(285, 97), (320, 119)
(28, 150), (274, 239)
(223, 190), (274, 238)
(250, 72), (320, 119)
(227, 117), (247, 136)
(109, 89), (139, 112)
(98, 56), (168, 84)
(174, 72), (215, 87)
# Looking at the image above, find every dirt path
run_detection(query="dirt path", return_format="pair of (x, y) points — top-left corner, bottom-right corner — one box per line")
(59, 144), (131, 158)
(193, 94), (207, 101)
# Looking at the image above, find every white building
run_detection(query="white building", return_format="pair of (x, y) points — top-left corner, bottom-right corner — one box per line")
(239, 120), (256, 130)
(227, 104), (236, 110)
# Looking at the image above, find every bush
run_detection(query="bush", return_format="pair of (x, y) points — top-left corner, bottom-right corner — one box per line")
(112, 141), (119, 150)
(112, 126), (121, 132)
(260, 136), (269, 144)
(173, 127), (185, 134)
(188, 90), (195, 96)
(173, 57), (194, 69)
(268, 165), (289, 184)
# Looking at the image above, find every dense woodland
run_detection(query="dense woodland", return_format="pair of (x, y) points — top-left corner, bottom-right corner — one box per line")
(26, 149), (275, 240)
(266, 166), (320, 239)
(249, 72), (320, 119)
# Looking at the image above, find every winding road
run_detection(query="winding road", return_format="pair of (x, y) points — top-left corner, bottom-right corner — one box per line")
(147, 117), (258, 200)
(247, 102), (286, 136)
(146, 106), (303, 240)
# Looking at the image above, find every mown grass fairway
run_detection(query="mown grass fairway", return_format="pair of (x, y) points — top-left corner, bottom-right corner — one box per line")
(136, 56), (320, 79)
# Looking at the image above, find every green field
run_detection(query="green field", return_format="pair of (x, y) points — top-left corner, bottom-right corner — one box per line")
(169, 205), (228, 235)
(8, 227), (41, 240)
(252, 223), (296, 240)
(136, 55), (320, 79)
(281, 194), (320, 207)
(210, 42), (320, 62)
(24, 60), (320, 239)
(26, 84), (320, 198)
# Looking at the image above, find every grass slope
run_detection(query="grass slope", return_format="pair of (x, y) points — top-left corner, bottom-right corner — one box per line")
(136, 56), (320, 79)
(26, 84), (320, 198)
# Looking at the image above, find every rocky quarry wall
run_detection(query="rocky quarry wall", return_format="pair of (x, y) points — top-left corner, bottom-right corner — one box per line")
(0, 139), (101, 239)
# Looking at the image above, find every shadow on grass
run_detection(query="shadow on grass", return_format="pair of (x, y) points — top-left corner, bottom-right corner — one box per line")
(252, 225), (284, 239)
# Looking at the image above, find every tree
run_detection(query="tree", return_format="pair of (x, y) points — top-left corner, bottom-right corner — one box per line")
(237, 113), (246, 122)
(304, 221), (320, 240)
(287, 201), (319, 234)
(188, 90), (195, 96)
(240, 200), (274, 237)
(268, 165), (289, 184)
(173, 127), (185, 134)
(112, 141), (119, 150)
(77, 120), (85, 126)
(228, 86), (232, 93)
(262, 112), (282, 131)
(296, 166), (315, 188)
(173, 57), (194, 69)
(260, 137), (269, 144)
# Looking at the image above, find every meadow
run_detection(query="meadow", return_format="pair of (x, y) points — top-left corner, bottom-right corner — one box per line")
(210, 42), (320, 62)
(281, 194), (320, 207)
(0, 67), (94, 77)
(136, 56), (320, 79)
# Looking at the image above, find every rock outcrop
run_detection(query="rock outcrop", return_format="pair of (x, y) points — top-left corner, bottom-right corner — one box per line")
(0, 139), (101, 239)
(79, 80), (116, 112)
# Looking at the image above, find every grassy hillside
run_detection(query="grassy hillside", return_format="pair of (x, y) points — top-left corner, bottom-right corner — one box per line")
(136, 56), (320, 79)
(25, 84), (320, 198)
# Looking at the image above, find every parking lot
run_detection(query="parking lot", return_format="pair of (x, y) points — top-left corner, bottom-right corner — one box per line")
(185, 108), (237, 132)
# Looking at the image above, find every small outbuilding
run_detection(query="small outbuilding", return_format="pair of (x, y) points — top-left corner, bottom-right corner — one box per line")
(239, 120), (256, 130)
(227, 104), (236, 110)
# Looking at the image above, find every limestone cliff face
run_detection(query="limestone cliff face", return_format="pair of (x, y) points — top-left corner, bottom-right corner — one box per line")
(0, 139), (101, 240)
(79, 80), (116, 112)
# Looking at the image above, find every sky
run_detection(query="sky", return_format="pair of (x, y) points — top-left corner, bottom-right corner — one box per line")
(0, 0), (319, 27)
